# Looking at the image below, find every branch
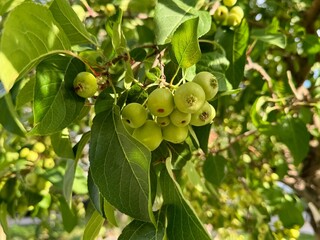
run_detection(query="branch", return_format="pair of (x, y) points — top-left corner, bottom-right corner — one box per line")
(304, 0), (320, 33)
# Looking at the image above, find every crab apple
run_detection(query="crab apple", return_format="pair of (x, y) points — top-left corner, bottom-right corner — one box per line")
(33, 142), (46, 153)
(227, 13), (242, 27)
(73, 72), (98, 98)
(174, 82), (206, 114)
(147, 88), (174, 117)
(190, 102), (216, 126)
(162, 124), (189, 144)
(223, 0), (237, 7)
(156, 116), (171, 127)
(214, 6), (229, 23)
(169, 109), (191, 127)
(121, 103), (148, 128)
(192, 71), (219, 100)
(132, 120), (163, 151)
(230, 6), (244, 20)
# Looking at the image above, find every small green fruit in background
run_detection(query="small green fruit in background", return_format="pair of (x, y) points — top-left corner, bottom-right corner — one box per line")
(223, 0), (237, 7)
(162, 124), (189, 144)
(156, 116), (171, 127)
(122, 103), (148, 128)
(147, 88), (174, 117)
(73, 72), (98, 98)
(227, 13), (242, 27)
(26, 150), (39, 162)
(174, 82), (206, 114)
(230, 6), (244, 20)
(190, 102), (216, 126)
(214, 6), (229, 23)
(105, 3), (116, 17)
(192, 71), (219, 100)
(133, 120), (163, 151)
(19, 147), (30, 158)
(169, 109), (191, 127)
(33, 142), (46, 153)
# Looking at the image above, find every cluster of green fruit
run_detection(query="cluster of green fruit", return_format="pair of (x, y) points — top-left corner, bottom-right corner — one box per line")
(121, 71), (218, 151)
(213, 0), (244, 27)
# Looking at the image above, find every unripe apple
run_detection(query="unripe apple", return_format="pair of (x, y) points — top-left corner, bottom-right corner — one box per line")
(214, 6), (229, 23)
(230, 6), (244, 20)
(174, 82), (206, 114)
(19, 147), (30, 158)
(192, 71), (219, 100)
(33, 142), (46, 153)
(169, 109), (191, 127)
(162, 124), (189, 144)
(190, 102), (216, 126)
(133, 120), (163, 151)
(121, 103), (148, 128)
(223, 0), (237, 7)
(26, 150), (39, 162)
(147, 88), (174, 117)
(156, 116), (171, 127)
(73, 72), (98, 98)
(227, 13), (242, 27)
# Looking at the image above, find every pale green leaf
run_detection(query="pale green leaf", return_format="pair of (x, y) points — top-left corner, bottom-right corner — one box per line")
(30, 55), (86, 135)
(0, 2), (71, 92)
(51, 129), (75, 159)
(89, 105), (154, 222)
(49, 0), (97, 46)
(15, 77), (35, 108)
(0, 0), (24, 15)
(103, 198), (118, 227)
(251, 33), (287, 49)
(83, 210), (105, 240)
(171, 18), (201, 68)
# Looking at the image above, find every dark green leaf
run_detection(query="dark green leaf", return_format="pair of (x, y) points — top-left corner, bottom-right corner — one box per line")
(88, 170), (103, 216)
(59, 197), (78, 232)
(103, 198), (118, 227)
(51, 129), (75, 159)
(192, 124), (211, 154)
(171, 17), (201, 68)
(130, 48), (147, 62)
(203, 155), (226, 186)
(0, 2), (71, 92)
(119, 220), (165, 240)
(168, 142), (192, 169)
(279, 202), (304, 228)
(160, 161), (211, 240)
(0, 94), (26, 136)
(216, 19), (249, 88)
(49, 0), (97, 46)
(30, 55), (86, 135)
(89, 105), (154, 222)
(15, 77), (35, 108)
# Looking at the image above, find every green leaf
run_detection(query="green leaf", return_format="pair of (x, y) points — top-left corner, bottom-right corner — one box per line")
(49, 0), (97, 46)
(0, 203), (8, 235)
(15, 77), (35, 108)
(59, 197), (78, 232)
(274, 117), (310, 165)
(0, 94), (26, 136)
(119, 220), (165, 240)
(0, 2), (71, 92)
(88, 171), (103, 216)
(279, 202), (304, 228)
(251, 32), (287, 49)
(94, 89), (116, 115)
(160, 161), (211, 240)
(197, 11), (211, 38)
(167, 142), (192, 170)
(203, 155), (226, 186)
(30, 55), (86, 135)
(103, 198), (118, 227)
(83, 210), (105, 240)
(51, 129), (75, 159)
(216, 19), (249, 88)
(171, 18), (201, 68)
(0, 0), (24, 15)
(89, 105), (154, 222)
(191, 124), (212, 154)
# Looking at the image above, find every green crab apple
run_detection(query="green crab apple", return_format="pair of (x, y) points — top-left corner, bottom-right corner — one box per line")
(121, 103), (147, 128)
(169, 109), (191, 127)
(174, 82), (206, 114)
(192, 71), (219, 100)
(230, 6), (244, 20)
(147, 88), (174, 117)
(162, 124), (189, 144)
(73, 72), (98, 98)
(132, 120), (163, 151)
(223, 0), (237, 7)
(227, 13), (242, 27)
(156, 116), (171, 127)
(214, 6), (229, 23)
(190, 101), (216, 126)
